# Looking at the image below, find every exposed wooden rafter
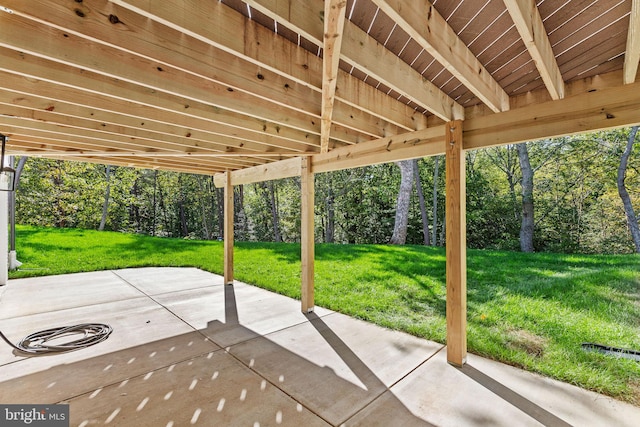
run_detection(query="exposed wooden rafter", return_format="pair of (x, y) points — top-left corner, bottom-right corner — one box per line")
(244, 0), (462, 121)
(625, 0), (640, 84)
(109, 0), (427, 133)
(321, 0), (347, 153)
(0, 0), (635, 176)
(371, 0), (510, 113)
(503, 0), (565, 99)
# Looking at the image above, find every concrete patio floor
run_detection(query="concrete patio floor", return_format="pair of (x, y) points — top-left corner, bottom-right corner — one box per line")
(0, 268), (637, 426)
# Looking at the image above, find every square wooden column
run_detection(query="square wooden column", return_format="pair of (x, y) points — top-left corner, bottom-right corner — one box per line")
(445, 120), (467, 367)
(224, 171), (234, 285)
(300, 157), (315, 313)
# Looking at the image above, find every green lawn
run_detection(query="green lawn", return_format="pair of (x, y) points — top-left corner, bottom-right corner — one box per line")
(9, 225), (640, 404)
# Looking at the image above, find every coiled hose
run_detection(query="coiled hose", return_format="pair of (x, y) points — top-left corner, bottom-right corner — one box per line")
(0, 323), (112, 354)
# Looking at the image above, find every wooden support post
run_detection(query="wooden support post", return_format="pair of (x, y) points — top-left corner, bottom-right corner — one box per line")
(445, 120), (467, 367)
(223, 171), (234, 285)
(300, 157), (315, 312)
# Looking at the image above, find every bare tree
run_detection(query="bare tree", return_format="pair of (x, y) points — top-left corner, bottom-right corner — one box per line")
(98, 165), (112, 231)
(432, 156), (440, 246)
(260, 181), (281, 242)
(486, 145), (520, 221)
(390, 160), (414, 244)
(197, 176), (211, 239)
(324, 175), (335, 243)
(517, 143), (534, 252)
(617, 126), (640, 252)
(413, 159), (430, 245)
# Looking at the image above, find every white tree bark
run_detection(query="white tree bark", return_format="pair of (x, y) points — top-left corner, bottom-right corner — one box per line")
(517, 142), (535, 252)
(390, 160), (414, 244)
(617, 126), (640, 253)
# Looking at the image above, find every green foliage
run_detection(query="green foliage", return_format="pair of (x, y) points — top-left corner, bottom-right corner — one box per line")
(10, 225), (640, 404)
(13, 127), (640, 253)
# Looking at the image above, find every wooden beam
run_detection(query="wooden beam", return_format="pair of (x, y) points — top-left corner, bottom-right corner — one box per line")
(503, 0), (565, 99)
(445, 120), (466, 367)
(372, 0), (510, 113)
(214, 126), (447, 186)
(312, 126), (446, 173)
(213, 157), (303, 187)
(624, 0), (640, 84)
(244, 0), (461, 121)
(321, 0), (347, 153)
(224, 172), (234, 285)
(212, 71), (640, 186)
(464, 78), (640, 150)
(300, 157), (315, 312)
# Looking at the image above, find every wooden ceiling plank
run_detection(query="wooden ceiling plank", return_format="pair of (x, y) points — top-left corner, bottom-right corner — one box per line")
(0, 117), (265, 167)
(244, 0), (461, 120)
(109, 0), (426, 133)
(371, 0), (510, 113)
(503, 0), (565, 99)
(5, 134), (261, 169)
(624, 0), (640, 84)
(39, 0), (390, 138)
(0, 85), (309, 156)
(6, 140), (260, 171)
(0, 13), (335, 145)
(9, 152), (225, 175)
(0, 49), (320, 152)
(321, 0), (347, 153)
(0, 101), (274, 157)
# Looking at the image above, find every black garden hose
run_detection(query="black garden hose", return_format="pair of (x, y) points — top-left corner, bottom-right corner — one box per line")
(581, 342), (640, 362)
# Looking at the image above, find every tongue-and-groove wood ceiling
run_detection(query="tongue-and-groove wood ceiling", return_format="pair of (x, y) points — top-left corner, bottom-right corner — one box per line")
(0, 0), (639, 176)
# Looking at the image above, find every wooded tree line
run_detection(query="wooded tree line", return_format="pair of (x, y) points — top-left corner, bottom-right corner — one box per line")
(13, 128), (640, 254)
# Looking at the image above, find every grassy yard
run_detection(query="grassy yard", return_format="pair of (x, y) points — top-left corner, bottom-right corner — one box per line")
(8, 225), (640, 404)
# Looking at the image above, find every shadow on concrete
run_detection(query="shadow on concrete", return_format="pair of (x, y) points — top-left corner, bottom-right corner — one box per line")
(0, 283), (433, 426)
(459, 364), (572, 427)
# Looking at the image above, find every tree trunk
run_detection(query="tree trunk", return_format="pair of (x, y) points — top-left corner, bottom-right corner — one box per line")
(151, 170), (157, 236)
(487, 146), (520, 221)
(390, 160), (414, 244)
(325, 178), (335, 243)
(517, 143), (535, 252)
(235, 184), (248, 240)
(261, 181), (281, 242)
(413, 159), (430, 245)
(617, 126), (640, 252)
(216, 186), (224, 239)
(178, 176), (188, 236)
(197, 176), (210, 239)
(98, 165), (111, 231)
(270, 182), (282, 242)
(157, 178), (171, 237)
(432, 156), (440, 246)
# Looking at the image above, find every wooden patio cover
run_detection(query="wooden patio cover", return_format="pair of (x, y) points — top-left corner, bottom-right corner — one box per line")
(1, 0), (639, 366)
